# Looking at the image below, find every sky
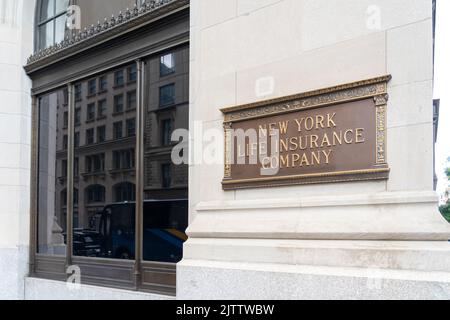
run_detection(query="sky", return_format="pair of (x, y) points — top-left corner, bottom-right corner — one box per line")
(434, 0), (450, 199)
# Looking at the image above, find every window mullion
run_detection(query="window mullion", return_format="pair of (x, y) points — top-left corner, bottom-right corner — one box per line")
(134, 59), (144, 289)
(29, 96), (39, 275)
(65, 83), (75, 271)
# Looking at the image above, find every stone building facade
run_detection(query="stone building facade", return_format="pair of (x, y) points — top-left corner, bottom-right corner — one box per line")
(0, 0), (449, 300)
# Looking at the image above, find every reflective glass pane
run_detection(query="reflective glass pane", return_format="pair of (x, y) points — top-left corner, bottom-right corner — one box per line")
(143, 47), (189, 263)
(39, 0), (54, 22)
(38, 21), (54, 51)
(55, 0), (69, 14)
(37, 89), (67, 255)
(72, 65), (137, 260)
(55, 14), (67, 44)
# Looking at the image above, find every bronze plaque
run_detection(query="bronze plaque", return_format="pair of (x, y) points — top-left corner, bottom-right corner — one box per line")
(221, 76), (391, 190)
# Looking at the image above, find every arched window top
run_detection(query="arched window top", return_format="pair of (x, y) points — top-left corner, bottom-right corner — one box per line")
(36, 0), (70, 51)
(38, 0), (69, 22)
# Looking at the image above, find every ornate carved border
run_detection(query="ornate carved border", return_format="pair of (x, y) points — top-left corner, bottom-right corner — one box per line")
(223, 123), (233, 179)
(222, 168), (391, 190)
(374, 94), (388, 165)
(222, 75), (391, 123)
(25, 0), (189, 73)
(221, 75), (391, 190)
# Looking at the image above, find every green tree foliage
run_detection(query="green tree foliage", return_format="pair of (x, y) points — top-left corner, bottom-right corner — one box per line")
(440, 165), (450, 223)
(440, 203), (450, 223)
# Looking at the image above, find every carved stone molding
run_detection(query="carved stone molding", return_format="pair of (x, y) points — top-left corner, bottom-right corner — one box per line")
(25, 0), (189, 73)
(223, 122), (233, 179)
(222, 75), (391, 123)
(374, 93), (389, 106)
(374, 94), (389, 165)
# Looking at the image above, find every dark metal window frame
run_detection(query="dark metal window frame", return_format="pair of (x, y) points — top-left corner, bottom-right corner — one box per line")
(30, 63), (144, 290)
(30, 54), (187, 296)
(35, 0), (71, 51)
(28, 1), (190, 296)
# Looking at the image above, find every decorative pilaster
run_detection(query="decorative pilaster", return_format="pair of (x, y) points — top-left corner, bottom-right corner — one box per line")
(374, 94), (389, 165)
(224, 122), (233, 179)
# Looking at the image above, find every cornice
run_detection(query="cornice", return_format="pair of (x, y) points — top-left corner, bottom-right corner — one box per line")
(25, 0), (189, 74)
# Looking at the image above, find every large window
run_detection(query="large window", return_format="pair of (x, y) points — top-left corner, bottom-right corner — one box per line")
(33, 46), (189, 295)
(72, 64), (138, 262)
(36, 0), (69, 51)
(143, 48), (189, 264)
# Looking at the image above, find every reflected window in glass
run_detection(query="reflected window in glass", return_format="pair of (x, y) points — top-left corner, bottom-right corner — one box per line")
(37, 89), (67, 255)
(86, 128), (94, 145)
(126, 118), (135, 137)
(88, 79), (97, 96)
(143, 48), (189, 265)
(127, 91), (136, 110)
(75, 107), (81, 126)
(75, 84), (82, 101)
(161, 164), (171, 188)
(87, 103), (96, 121)
(62, 134), (68, 150)
(74, 132), (80, 148)
(113, 121), (123, 140)
(114, 95), (124, 113)
(97, 126), (106, 143)
(161, 119), (172, 146)
(63, 111), (68, 128)
(98, 100), (107, 118)
(114, 70), (124, 87)
(72, 67), (137, 260)
(86, 185), (105, 203)
(99, 76), (108, 92)
(160, 53), (175, 76)
(159, 84), (175, 107)
(128, 65), (137, 83)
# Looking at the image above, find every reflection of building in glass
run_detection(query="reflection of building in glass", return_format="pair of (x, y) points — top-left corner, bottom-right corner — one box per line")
(38, 90), (67, 255)
(52, 47), (190, 232)
(144, 47), (189, 201)
(55, 65), (137, 231)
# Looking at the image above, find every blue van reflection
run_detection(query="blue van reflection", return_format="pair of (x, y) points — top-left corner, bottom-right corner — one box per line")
(98, 199), (188, 263)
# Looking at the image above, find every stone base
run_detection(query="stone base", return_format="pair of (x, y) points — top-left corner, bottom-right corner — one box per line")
(178, 239), (450, 300)
(24, 278), (174, 300)
(177, 257), (450, 300)
(0, 247), (29, 300)
(188, 191), (450, 240)
(179, 191), (450, 299)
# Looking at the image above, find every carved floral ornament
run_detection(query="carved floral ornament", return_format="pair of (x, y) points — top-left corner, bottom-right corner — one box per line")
(222, 76), (391, 123)
(26, 0), (186, 66)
